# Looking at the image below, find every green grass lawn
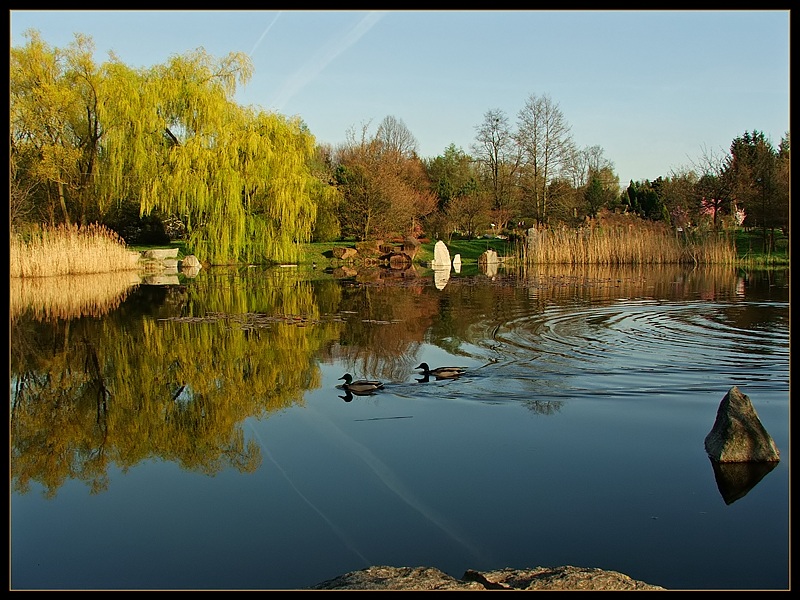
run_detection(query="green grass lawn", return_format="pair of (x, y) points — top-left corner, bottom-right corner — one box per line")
(297, 242), (349, 266)
(130, 239), (514, 267)
(300, 238), (516, 267)
(418, 238), (516, 263)
(732, 229), (789, 265)
(137, 228), (787, 268)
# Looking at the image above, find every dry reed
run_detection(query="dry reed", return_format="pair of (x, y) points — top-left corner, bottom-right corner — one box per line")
(523, 218), (737, 266)
(10, 223), (142, 278)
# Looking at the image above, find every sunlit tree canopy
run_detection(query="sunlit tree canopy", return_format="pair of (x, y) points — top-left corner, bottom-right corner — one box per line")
(11, 30), (321, 264)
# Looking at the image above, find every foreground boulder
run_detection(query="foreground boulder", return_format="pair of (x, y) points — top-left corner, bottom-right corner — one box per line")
(310, 565), (665, 591)
(704, 386), (780, 463)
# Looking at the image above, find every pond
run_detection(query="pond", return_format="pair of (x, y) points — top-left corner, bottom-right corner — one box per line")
(9, 262), (790, 590)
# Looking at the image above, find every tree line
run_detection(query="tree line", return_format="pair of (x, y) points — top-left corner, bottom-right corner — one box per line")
(10, 31), (790, 263)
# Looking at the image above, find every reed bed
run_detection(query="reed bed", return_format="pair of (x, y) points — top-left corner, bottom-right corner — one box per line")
(522, 221), (737, 266)
(10, 223), (142, 278)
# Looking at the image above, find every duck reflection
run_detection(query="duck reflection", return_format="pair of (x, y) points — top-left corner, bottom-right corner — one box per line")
(338, 387), (388, 402)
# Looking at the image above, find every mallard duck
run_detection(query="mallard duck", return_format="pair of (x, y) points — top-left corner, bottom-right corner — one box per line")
(416, 362), (467, 379)
(338, 373), (384, 395)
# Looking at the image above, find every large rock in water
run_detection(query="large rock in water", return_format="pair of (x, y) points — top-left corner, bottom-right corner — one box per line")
(310, 565), (665, 590)
(704, 386), (780, 463)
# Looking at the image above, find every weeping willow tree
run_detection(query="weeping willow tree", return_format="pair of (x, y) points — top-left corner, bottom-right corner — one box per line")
(102, 48), (320, 264)
(12, 30), (323, 264)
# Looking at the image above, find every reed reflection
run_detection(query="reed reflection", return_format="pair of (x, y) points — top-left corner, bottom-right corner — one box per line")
(10, 264), (787, 499)
(10, 272), (142, 321)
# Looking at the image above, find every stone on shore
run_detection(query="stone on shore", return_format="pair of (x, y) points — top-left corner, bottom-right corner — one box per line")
(142, 247), (179, 260)
(431, 240), (451, 269)
(181, 254), (201, 269)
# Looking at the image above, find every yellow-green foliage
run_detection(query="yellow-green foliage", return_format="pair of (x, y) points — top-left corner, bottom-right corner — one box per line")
(12, 33), (320, 266)
(10, 223), (141, 278)
(10, 270), (341, 496)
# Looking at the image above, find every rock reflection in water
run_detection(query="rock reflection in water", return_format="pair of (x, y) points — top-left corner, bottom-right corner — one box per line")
(433, 267), (451, 290)
(709, 459), (779, 505)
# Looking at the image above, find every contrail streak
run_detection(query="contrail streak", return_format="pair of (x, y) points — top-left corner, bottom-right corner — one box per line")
(297, 407), (490, 564)
(247, 420), (372, 566)
(271, 11), (386, 111)
(249, 11), (282, 57)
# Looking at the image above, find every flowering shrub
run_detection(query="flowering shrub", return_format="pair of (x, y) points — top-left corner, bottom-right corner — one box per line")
(734, 205), (746, 226)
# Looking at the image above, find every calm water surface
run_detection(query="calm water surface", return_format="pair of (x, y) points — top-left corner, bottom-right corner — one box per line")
(10, 263), (789, 590)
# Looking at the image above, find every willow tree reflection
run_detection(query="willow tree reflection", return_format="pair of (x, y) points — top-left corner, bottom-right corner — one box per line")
(11, 264), (786, 498)
(10, 267), (342, 498)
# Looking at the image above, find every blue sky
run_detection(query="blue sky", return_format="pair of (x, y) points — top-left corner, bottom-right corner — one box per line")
(10, 10), (790, 186)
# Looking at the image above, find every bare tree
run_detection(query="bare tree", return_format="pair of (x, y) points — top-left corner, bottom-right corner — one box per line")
(515, 93), (575, 225)
(446, 190), (492, 240)
(376, 115), (418, 159)
(660, 167), (699, 228)
(9, 158), (40, 230)
(334, 118), (433, 240)
(471, 109), (521, 230)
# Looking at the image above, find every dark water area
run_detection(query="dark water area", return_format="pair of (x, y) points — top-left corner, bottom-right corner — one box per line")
(9, 264), (789, 590)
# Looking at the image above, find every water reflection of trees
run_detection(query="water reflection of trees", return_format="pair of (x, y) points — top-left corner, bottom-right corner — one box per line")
(10, 264), (787, 496)
(325, 278), (436, 382)
(517, 263), (749, 302)
(325, 263), (787, 380)
(10, 268), (342, 498)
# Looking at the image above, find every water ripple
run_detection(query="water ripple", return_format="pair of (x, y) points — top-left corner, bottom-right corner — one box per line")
(478, 299), (789, 400)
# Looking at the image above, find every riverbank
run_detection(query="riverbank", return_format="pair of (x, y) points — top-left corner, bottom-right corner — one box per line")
(11, 226), (787, 279)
